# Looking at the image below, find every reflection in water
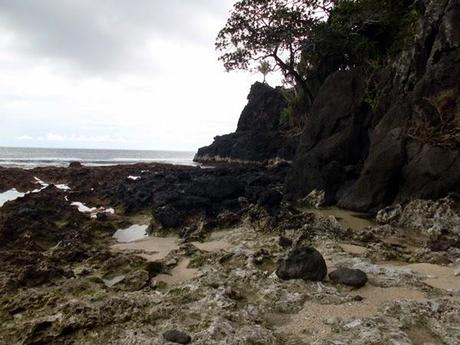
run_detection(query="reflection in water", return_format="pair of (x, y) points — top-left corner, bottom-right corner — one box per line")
(0, 189), (25, 207)
(113, 224), (149, 243)
(155, 258), (199, 285)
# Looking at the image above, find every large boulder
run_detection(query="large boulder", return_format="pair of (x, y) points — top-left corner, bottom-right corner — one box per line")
(276, 247), (327, 281)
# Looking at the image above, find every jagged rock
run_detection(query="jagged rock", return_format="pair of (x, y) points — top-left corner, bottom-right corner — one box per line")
(163, 329), (192, 344)
(286, 0), (460, 211)
(195, 82), (299, 163)
(299, 189), (326, 209)
(338, 0), (460, 211)
(276, 246), (327, 281)
(398, 197), (460, 237)
(376, 204), (403, 224)
(329, 268), (368, 288)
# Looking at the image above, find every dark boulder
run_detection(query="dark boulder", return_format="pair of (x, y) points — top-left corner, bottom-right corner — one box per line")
(163, 330), (191, 344)
(276, 247), (327, 281)
(68, 161), (82, 168)
(329, 268), (368, 288)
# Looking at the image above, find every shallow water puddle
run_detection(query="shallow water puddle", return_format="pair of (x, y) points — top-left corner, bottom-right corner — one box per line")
(113, 224), (149, 243)
(112, 235), (179, 262)
(70, 201), (115, 218)
(155, 258), (199, 285)
(304, 207), (374, 230)
(0, 177), (57, 207)
(0, 189), (25, 207)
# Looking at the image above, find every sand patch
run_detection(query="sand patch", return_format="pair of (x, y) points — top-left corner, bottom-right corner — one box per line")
(155, 258), (199, 285)
(305, 207), (374, 230)
(380, 262), (460, 291)
(278, 286), (426, 344)
(340, 243), (367, 256)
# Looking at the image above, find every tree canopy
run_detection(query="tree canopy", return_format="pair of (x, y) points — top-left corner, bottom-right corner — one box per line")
(216, 0), (335, 102)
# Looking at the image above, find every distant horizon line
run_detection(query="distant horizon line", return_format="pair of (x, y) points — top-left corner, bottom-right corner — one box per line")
(0, 145), (196, 153)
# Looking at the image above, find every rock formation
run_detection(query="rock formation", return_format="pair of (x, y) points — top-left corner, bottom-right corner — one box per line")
(194, 82), (299, 164)
(197, 0), (460, 212)
(288, 0), (460, 211)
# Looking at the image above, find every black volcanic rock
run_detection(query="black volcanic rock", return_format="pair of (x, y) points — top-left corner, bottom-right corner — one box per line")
(329, 268), (368, 288)
(195, 82), (299, 163)
(285, 69), (371, 204)
(276, 247), (327, 281)
(236, 82), (288, 131)
(163, 330), (191, 344)
(286, 0), (460, 211)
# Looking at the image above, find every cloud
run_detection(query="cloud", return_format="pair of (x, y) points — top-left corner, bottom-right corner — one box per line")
(0, 0), (231, 75)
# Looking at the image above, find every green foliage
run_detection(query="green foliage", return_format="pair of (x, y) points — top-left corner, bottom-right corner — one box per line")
(258, 61), (272, 83)
(280, 88), (309, 130)
(300, 0), (418, 82)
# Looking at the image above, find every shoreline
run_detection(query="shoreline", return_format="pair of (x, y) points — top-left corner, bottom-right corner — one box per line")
(1, 162), (459, 344)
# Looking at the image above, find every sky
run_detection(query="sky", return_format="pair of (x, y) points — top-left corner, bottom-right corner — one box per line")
(0, 0), (279, 151)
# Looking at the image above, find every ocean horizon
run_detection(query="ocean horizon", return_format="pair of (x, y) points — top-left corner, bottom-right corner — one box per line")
(0, 146), (197, 169)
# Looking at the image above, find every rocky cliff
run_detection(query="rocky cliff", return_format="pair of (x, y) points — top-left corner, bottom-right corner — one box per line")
(197, 0), (460, 212)
(194, 82), (299, 164)
(287, 0), (460, 212)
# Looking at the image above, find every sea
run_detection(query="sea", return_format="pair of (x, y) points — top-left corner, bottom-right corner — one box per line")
(0, 146), (197, 169)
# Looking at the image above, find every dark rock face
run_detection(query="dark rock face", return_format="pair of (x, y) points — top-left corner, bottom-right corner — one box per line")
(276, 247), (327, 281)
(339, 0), (460, 211)
(236, 82), (288, 131)
(329, 268), (368, 288)
(195, 82), (299, 163)
(287, 0), (460, 211)
(163, 330), (192, 344)
(285, 69), (371, 204)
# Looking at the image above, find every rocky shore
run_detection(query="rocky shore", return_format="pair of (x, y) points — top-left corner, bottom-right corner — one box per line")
(1, 162), (459, 344)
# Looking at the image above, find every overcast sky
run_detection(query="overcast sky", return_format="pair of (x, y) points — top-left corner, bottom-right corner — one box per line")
(0, 0), (277, 151)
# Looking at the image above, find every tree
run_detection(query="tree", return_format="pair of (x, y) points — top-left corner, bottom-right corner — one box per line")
(258, 61), (272, 83)
(216, 0), (335, 103)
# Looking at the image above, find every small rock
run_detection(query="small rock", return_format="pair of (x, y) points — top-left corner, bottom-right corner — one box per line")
(279, 236), (293, 248)
(299, 190), (325, 208)
(376, 204), (402, 224)
(163, 329), (191, 344)
(329, 268), (368, 288)
(276, 246), (327, 281)
(352, 295), (364, 301)
(68, 161), (82, 168)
